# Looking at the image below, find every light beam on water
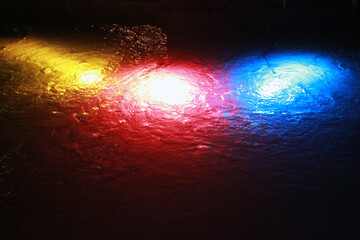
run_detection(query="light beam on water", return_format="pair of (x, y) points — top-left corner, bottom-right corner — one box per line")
(1, 37), (113, 94)
(226, 51), (357, 115)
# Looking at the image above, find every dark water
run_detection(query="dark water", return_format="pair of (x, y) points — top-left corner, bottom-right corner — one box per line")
(1, 25), (360, 239)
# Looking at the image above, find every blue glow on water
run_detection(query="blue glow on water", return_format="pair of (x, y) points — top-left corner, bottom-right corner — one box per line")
(226, 51), (357, 115)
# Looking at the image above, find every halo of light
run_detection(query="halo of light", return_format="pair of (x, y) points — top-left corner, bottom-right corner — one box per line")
(227, 51), (353, 114)
(2, 38), (110, 92)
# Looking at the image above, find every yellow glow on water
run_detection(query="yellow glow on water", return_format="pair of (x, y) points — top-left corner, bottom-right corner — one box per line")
(1, 38), (113, 92)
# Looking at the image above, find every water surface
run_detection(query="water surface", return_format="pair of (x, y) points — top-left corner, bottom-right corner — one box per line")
(1, 26), (359, 239)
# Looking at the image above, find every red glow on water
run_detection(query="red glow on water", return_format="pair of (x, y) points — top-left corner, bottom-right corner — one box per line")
(103, 62), (209, 110)
(75, 59), (234, 155)
(95, 59), (232, 127)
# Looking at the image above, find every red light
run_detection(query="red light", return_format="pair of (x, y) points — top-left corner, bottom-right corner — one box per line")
(100, 61), (230, 121)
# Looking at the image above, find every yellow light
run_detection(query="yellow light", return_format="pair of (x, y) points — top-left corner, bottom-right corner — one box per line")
(1, 37), (114, 93)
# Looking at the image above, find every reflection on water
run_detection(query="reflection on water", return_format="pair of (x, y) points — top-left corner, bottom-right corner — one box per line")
(1, 27), (360, 239)
(227, 51), (358, 115)
(2, 38), (110, 91)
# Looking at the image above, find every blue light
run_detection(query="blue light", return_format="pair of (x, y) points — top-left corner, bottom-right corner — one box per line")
(226, 51), (356, 114)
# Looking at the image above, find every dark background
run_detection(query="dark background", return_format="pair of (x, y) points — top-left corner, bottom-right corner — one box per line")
(1, 0), (359, 52)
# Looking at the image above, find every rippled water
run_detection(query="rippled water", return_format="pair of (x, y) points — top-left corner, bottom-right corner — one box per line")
(1, 26), (360, 239)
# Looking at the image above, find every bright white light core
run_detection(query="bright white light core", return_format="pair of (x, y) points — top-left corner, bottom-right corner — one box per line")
(141, 72), (195, 105)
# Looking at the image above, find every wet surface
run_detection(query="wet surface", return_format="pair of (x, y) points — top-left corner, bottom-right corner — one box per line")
(1, 24), (360, 239)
